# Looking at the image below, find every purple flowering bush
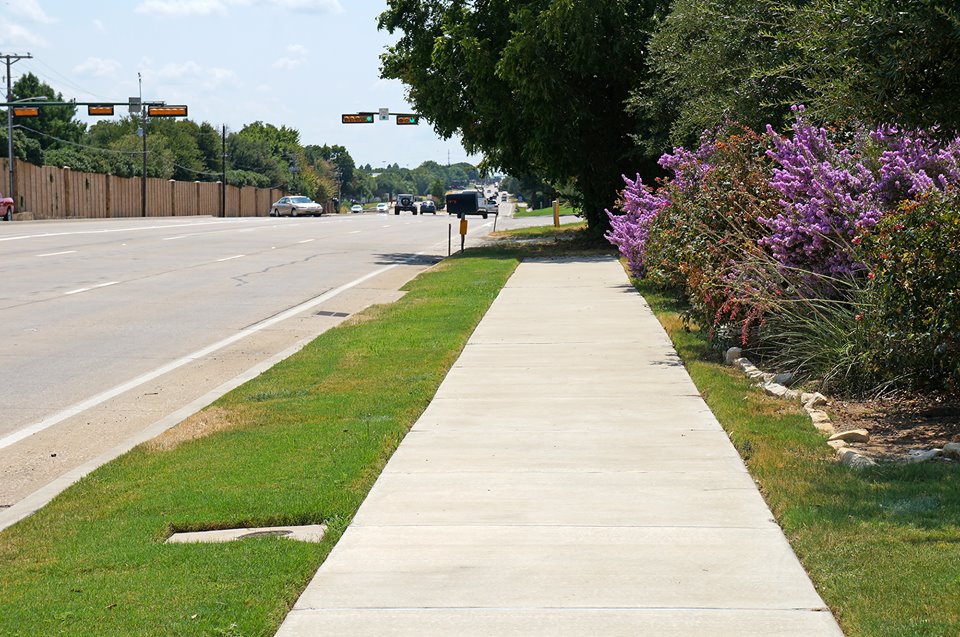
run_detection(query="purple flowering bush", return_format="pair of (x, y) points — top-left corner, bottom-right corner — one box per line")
(606, 110), (960, 393)
(604, 173), (669, 278)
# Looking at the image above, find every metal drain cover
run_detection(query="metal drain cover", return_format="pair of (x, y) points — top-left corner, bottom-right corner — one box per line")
(166, 524), (326, 544)
(314, 310), (350, 318)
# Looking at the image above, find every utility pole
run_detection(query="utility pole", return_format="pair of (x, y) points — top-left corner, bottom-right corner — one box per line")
(3, 52), (32, 216)
(139, 73), (147, 218)
(221, 124), (226, 218)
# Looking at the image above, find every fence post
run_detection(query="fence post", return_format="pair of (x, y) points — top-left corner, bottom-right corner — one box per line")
(63, 166), (71, 219)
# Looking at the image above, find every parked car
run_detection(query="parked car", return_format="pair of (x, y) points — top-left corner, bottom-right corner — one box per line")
(395, 193), (417, 214)
(446, 190), (496, 219)
(270, 196), (323, 217)
(351, 204), (364, 213)
(376, 202), (389, 212)
(418, 200), (437, 214)
(1, 193), (13, 221)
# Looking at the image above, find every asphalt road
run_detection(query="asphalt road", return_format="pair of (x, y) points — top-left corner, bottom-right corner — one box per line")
(0, 206), (555, 510)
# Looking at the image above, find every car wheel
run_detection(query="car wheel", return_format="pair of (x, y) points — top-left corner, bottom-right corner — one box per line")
(2, 207), (10, 221)
(482, 213), (488, 219)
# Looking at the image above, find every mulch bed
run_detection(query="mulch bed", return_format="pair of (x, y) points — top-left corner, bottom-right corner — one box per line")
(828, 392), (960, 460)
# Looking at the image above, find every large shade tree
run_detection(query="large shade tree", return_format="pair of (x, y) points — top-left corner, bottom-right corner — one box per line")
(379, 0), (667, 237)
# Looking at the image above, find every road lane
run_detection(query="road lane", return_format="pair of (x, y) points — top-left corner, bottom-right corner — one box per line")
(0, 211), (556, 510)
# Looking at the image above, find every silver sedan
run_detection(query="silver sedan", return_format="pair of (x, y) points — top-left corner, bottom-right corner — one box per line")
(270, 196), (324, 217)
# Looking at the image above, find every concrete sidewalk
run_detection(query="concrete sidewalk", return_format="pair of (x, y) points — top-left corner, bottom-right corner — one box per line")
(276, 256), (843, 636)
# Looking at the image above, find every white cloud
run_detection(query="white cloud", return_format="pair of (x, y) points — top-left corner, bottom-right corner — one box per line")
(73, 57), (123, 78)
(92, 19), (106, 33)
(145, 61), (238, 89)
(8, 0), (55, 24)
(272, 44), (309, 70)
(135, 0), (228, 17)
(268, 0), (342, 14)
(0, 24), (48, 48)
(135, 0), (341, 17)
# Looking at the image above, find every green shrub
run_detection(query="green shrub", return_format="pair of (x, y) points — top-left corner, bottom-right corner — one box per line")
(860, 190), (960, 391)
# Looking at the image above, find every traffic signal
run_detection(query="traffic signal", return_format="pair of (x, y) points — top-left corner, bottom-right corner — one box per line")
(12, 106), (39, 117)
(396, 115), (419, 125)
(342, 113), (375, 124)
(148, 105), (188, 117)
(88, 105), (115, 116)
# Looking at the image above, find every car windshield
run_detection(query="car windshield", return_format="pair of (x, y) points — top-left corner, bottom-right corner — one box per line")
(291, 196), (313, 203)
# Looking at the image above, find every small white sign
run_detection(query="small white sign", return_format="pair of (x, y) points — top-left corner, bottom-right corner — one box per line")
(379, 108), (389, 121)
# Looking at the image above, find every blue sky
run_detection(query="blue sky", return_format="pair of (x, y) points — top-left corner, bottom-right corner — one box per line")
(0, 0), (478, 169)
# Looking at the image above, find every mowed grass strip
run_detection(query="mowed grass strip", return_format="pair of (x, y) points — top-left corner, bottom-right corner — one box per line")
(636, 280), (960, 637)
(513, 204), (579, 218)
(0, 250), (519, 637)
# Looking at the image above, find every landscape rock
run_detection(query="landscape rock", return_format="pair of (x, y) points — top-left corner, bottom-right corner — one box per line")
(942, 442), (960, 459)
(734, 357), (752, 372)
(827, 439), (848, 450)
(773, 372), (795, 386)
(837, 448), (876, 468)
(763, 383), (789, 398)
(828, 429), (870, 444)
(784, 389), (800, 402)
(802, 392), (828, 408)
(725, 347), (742, 365)
(807, 410), (834, 434)
(906, 449), (942, 464)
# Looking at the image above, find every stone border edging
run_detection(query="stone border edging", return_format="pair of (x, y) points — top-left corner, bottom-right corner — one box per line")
(724, 347), (877, 468)
(725, 348), (960, 467)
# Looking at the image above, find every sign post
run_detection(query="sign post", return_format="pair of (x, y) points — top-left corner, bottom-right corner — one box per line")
(553, 199), (560, 227)
(459, 217), (468, 252)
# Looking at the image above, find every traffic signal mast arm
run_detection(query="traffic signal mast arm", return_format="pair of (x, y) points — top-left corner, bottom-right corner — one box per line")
(341, 111), (420, 125)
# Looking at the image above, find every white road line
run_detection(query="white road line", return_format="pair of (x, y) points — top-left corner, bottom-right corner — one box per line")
(381, 225), (392, 228)
(348, 230), (361, 235)
(64, 281), (119, 296)
(217, 255), (245, 262)
(297, 239), (315, 244)
(162, 235), (191, 241)
(0, 262), (406, 451)
(0, 220), (244, 243)
(36, 251), (76, 257)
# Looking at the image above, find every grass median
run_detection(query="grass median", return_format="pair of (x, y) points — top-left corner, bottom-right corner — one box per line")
(513, 204), (579, 218)
(636, 280), (960, 637)
(0, 249), (521, 637)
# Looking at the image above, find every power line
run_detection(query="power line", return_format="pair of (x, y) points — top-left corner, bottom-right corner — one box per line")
(23, 59), (110, 100)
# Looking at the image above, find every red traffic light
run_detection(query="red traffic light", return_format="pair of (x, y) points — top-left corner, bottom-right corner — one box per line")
(342, 113), (375, 124)
(396, 115), (419, 125)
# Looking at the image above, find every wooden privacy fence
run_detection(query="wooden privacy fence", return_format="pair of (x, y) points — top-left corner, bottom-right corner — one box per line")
(0, 158), (293, 220)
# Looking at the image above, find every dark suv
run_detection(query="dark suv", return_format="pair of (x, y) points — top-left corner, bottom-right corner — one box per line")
(446, 190), (496, 219)
(419, 200), (437, 214)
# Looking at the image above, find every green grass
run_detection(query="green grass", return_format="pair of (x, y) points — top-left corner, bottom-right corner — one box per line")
(513, 204), (579, 217)
(636, 279), (960, 637)
(0, 249), (521, 637)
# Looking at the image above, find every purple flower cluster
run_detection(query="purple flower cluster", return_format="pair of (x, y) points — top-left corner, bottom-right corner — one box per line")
(658, 140), (713, 192)
(871, 125), (960, 204)
(759, 110), (880, 276)
(606, 107), (960, 280)
(604, 173), (669, 277)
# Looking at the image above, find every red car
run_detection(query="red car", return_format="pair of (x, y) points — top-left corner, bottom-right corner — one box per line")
(1, 193), (12, 221)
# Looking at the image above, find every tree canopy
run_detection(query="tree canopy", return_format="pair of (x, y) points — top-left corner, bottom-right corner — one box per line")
(379, 0), (667, 236)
